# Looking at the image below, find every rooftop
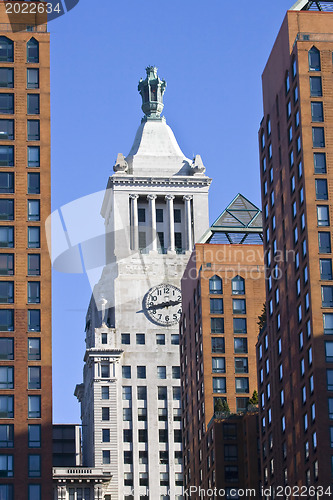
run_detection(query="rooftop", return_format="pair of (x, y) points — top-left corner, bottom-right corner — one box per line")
(291, 0), (333, 11)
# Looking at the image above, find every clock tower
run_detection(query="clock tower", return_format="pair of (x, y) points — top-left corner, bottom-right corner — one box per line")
(75, 67), (211, 499)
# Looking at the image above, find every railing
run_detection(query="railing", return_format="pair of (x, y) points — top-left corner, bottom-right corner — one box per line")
(0, 23), (48, 33)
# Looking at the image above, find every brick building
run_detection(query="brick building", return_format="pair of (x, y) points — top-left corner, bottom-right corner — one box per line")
(0, 4), (52, 499)
(257, 0), (333, 491)
(180, 194), (265, 496)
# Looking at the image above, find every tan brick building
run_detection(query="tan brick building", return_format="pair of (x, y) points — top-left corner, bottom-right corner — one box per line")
(0, 4), (52, 499)
(180, 194), (265, 497)
(258, 0), (333, 492)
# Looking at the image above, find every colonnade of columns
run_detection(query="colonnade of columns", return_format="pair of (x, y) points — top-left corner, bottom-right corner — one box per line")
(129, 194), (193, 253)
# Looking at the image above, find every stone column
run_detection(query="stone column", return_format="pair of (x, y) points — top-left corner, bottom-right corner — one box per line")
(165, 195), (175, 252)
(183, 195), (193, 251)
(129, 194), (139, 251)
(147, 194), (157, 252)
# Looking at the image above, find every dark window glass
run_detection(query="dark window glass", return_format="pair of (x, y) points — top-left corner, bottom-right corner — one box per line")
(0, 146), (13, 166)
(316, 179), (328, 200)
(137, 386), (147, 400)
(101, 386), (109, 399)
(138, 429), (147, 442)
(138, 208), (145, 223)
(236, 397), (249, 412)
(314, 153), (326, 173)
(0, 396), (13, 418)
(324, 314), (333, 335)
(159, 429), (168, 443)
(28, 424), (41, 447)
(0, 424), (13, 447)
(28, 254), (40, 275)
(209, 275), (222, 294)
(311, 102), (324, 122)
(121, 333), (130, 344)
(27, 68), (39, 89)
(27, 94), (39, 115)
(320, 259), (332, 280)
(235, 358), (248, 373)
(232, 275), (245, 295)
(317, 205), (329, 226)
(235, 377), (249, 393)
(310, 76), (322, 97)
(319, 232), (331, 254)
(233, 299), (246, 314)
(27, 173), (40, 194)
(174, 232), (182, 251)
(27, 38), (39, 63)
(28, 282), (40, 303)
(0, 282), (13, 303)
(136, 333), (145, 345)
(0, 254), (13, 276)
(212, 357), (225, 373)
(28, 309), (40, 331)
(0, 173), (14, 193)
(0, 120), (14, 140)
(27, 120), (40, 141)
(158, 387), (167, 400)
(0, 199), (13, 220)
(156, 333), (165, 345)
(156, 208), (163, 223)
(0, 367), (13, 389)
(213, 377), (226, 393)
(28, 200), (40, 221)
(0, 454), (13, 477)
(28, 227), (40, 248)
(171, 334), (179, 345)
(28, 395), (41, 418)
(234, 338), (248, 354)
(313, 127), (325, 148)
(211, 337), (225, 353)
(137, 366), (146, 379)
(0, 38), (13, 62)
(28, 338), (40, 360)
(0, 94), (13, 114)
(211, 317), (224, 334)
(102, 408), (109, 421)
(309, 46), (321, 71)
(0, 338), (13, 360)
(28, 366), (41, 389)
(174, 209), (181, 223)
(233, 318), (247, 334)
(28, 146), (40, 167)
(0, 310), (13, 332)
(0, 227), (13, 248)
(210, 298), (223, 314)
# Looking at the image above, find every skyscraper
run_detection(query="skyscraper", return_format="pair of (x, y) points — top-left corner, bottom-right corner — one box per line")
(0, 4), (52, 500)
(258, 0), (333, 490)
(180, 194), (265, 495)
(75, 67), (211, 499)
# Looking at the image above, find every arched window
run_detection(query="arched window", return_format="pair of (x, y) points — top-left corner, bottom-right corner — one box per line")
(27, 38), (39, 63)
(0, 37), (13, 62)
(209, 275), (222, 295)
(308, 46), (321, 72)
(232, 275), (245, 295)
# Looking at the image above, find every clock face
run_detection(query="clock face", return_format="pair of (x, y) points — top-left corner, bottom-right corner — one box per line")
(143, 284), (182, 326)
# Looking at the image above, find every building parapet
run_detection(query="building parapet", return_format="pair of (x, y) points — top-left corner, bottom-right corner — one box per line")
(53, 467), (112, 481)
(294, 32), (333, 45)
(0, 23), (48, 32)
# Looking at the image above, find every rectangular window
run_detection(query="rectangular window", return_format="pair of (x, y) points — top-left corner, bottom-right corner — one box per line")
(235, 377), (249, 393)
(27, 200), (40, 221)
(320, 259), (332, 281)
(0, 310), (13, 331)
(138, 429), (147, 442)
(28, 338), (40, 361)
(122, 366), (131, 379)
(175, 232), (182, 251)
(102, 429), (110, 442)
(28, 395), (41, 418)
(27, 282), (40, 304)
(173, 387), (181, 400)
(0, 200), (14, 221)
(172, 366), (180, 378)
(102, 408), (109, 421)
(211, 337), (225, 353)
(213, 377), (226, 393)
(121, 333), (130, 344)
(210, 298), (223, 314)
(0, 254), (13, 276)
(310, 76), (322, 97)
(27, 68), (39, 89)
(102, 450), (110, 464)
(0, 396), (13, 418)
(314, 152), (326, 174)
(0, 227), (13, 248)
(28, 424), (40, 448)
(136, 333), (145, 345)
(317, 206), (329, 226)
(28, 485), (40, 500)
(27, 94), (39, 115)
(233, 318), (247, 334)
(27, 173), (40, 194)
(0, 282), (13, 303)
(171, 334), (179, 345)
(101, 386), (109, 400)
(28, 146), (40, 167)
(0, 146), (13, 167)
(313, 127), (325, 148)
(0, 69), (13, 88)
(123, 450), (132, 463)
(174, 208), (181, 223)
(28, 366), (40, 389)
(0, 425), (13, 448)
(0, 367), (13, 390)
(326, 342), (333, 362)
(28, 454), (41, 477)
(156, 208), (163, 222)
(0, 338), (13, 360)
(27, 120), (40, 141)
(236, 397), (249, 413)
(211, 317), (224, 333)
(138, 208), (145, 223)
(316, 179), (328, 200)
(0, 172), (14, 193)
(138, 408), (147, 421)
(137, 365), (146, 378)
(0, 120), (14, 140)
(156, 333), (165, 345)
(311, 102), (324, 122)
(157, 366), (166, 379)
(28, 254), (40, 275)
(28, 309), (40, 331)
(234, 338), (248, 354)
(235, 357), (248, 373)
(0, 94), (13, 114)
(233, 299), (246, 314)
(158, 387), (167, 400)
(0, 455), (13, 477)
(212, 357), (225, 373)
(28, 227), (40, 248)
(159, 429), (168, 443)
(137, 386), (147, 400)
(319, 232), (331, 254)
(328, 370), (333, 391)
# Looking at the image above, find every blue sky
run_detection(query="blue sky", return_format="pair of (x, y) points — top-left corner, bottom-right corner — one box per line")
(52, 0), (295, 422)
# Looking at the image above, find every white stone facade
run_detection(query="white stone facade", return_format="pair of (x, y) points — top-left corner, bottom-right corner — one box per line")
(75, 74), (211, 499)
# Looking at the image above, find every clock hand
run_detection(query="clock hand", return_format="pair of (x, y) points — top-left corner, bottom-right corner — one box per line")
(146, 300), (181, 311)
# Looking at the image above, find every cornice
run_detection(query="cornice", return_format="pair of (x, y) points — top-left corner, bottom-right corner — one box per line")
(107, 175), (212, 188)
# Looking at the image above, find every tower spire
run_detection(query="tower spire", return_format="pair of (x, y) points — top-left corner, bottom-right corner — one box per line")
(138, 66), (166, 120)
